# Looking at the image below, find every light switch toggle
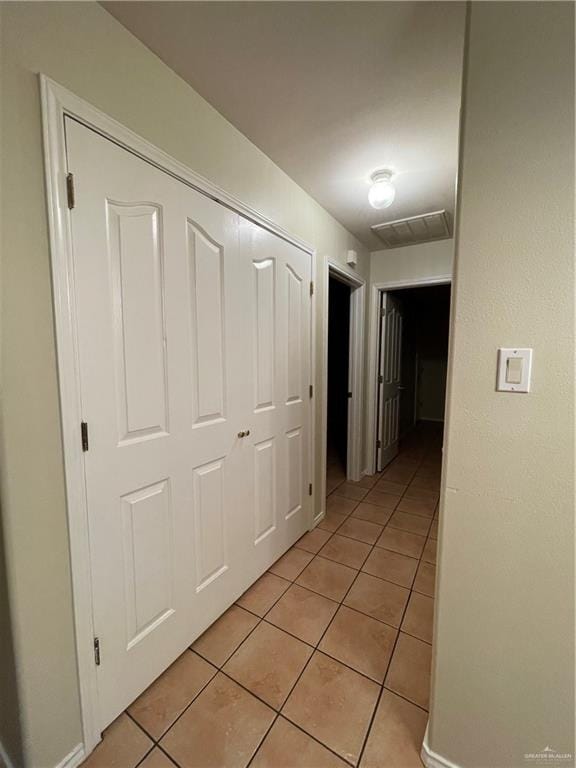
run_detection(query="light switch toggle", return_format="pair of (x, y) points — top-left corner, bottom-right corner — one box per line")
(506, 357), (523, 384)
(497, 348), (532, 393)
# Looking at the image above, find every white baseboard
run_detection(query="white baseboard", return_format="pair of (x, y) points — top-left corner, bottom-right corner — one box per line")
(421, 726), (461, 768)
(0, 739), (16, 768)
(54, 744), (85, 768)
(312, 510), (326, 528)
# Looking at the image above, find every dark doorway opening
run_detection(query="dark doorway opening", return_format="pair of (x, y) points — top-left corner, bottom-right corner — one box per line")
(327, 275), (351, 481)
(390, 284), (451, 439)
(376, 283), (451, 471)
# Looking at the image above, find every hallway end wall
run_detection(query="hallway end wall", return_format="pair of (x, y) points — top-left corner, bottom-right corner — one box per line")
(370, 238), (454, 286)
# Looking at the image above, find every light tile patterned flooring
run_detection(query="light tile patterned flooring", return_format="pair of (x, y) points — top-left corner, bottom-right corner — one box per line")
(82, 425), (441, 768)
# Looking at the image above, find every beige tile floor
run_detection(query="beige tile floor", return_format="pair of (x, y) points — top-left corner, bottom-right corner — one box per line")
(81, 424), (441, 768)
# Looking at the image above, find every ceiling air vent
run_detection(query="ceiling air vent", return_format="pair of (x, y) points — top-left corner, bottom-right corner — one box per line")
(371, 209), (451, 249)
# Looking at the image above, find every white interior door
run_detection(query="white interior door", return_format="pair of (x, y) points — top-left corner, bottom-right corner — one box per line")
(65, 119), (311, 732)
(376, 293), (403, 470)
(240, 221), (312, 579)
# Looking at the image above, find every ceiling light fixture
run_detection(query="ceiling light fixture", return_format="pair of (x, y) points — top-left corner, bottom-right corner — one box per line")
(368, 169), (396, 209)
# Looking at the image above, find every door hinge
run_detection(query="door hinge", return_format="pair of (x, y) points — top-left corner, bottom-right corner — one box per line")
(81, 421), (89, 452)
(380, 307), (386, 317)
(309, 384), (313, 398)
(93, 637), (101, 666)
(308, 483), (313, 496)
(66, 172), (75, 210)
(376, 439), (382, 449)
(378, 375), (383, 384)
(309, 281), (314, 297)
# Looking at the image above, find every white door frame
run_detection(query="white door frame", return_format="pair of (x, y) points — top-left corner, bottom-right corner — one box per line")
(40, 75), (317, 757)
(318, 261), (365, 512)
(366, 275), (451, 475)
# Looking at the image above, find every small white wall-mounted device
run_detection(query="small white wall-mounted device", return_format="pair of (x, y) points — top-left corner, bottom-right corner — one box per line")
(346, 249), (358, 267)
(496, 348), (532, 392)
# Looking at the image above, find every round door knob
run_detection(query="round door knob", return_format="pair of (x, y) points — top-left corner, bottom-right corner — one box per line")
(238, 430), (246, 438)
(245, 429), (250, 436)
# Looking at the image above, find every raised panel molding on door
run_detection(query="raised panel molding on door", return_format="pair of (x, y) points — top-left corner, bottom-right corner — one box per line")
(121, 479), (174, 649)
(286, 427), (303, 520)
(253, 438), (276, 544)
(192, 458), (227, 590)
(253, 258), (275, 412)
(286, 264), (303, 404)
(187, 220), (227, 427)
(108, 201), (169, 444)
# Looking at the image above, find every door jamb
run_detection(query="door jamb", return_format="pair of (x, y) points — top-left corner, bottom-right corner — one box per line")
(366, 275), (452, 475)
(40, 75), (317, 756)
(319, 261), (365, 515)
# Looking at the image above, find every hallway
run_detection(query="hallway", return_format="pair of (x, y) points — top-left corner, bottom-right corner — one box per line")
(82, 425), (441, 768)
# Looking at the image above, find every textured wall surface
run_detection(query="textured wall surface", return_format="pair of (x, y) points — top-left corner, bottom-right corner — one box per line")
(0, 4), (368, 765)
(430, 3), (575, 766)
(370, 238), (454, 286)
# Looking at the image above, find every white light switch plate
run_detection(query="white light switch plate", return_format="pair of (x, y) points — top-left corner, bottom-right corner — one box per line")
(497, 348), (532, 392)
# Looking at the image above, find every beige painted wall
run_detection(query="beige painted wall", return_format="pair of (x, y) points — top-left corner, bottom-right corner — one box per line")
(370, 238), (454, 285)
(430, 3), (575, 767)
(0, 4), (369, 765)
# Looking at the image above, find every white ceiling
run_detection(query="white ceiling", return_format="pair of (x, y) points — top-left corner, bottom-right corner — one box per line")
(103, 1), (466, 249)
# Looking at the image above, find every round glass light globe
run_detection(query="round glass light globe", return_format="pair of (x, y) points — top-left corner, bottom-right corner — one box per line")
(368, 178), (396, 209)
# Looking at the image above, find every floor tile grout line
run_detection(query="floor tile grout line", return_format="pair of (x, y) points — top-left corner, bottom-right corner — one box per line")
(279, 713), (356, 768)
(239, 513), (406, 767)
(380, 683), (430, 714)
(125, 708), (157, 743)
(221, 530), (407, 704)
(260, 597), (408, 685)
(136, 611), (269, 749)
(355, 446), (437, 768)
(312, 631), (398, 686)
(279, 712), (359, 768)
(274, 569), (427, 635)
(95, 433), (442, 768)
(305, 510), (394, 658)
(274, 646), (361, 768)
(225, 610), (357, 766)
(295, 525), (429, 607)
(125, 650), (220, 750)
(154, 741), (183, 768)
(244, 712), (280, 768)
(122, 720), (157, 768)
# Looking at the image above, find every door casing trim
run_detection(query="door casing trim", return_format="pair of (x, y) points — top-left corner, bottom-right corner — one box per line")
(366, 275), (452, 475)
(319, 261), (365, 515)
(40, 74), (317, 758)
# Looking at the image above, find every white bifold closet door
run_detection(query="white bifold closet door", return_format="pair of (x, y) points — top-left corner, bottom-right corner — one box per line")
(66, 119), (311, 732)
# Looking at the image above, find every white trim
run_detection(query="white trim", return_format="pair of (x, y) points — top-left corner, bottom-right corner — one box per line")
(54, 744), (86, 768)
(322, 261), (366, 487)
(42, 78), (313, 257)
(0, 740), (16, 768)
(309, 248), (319, 527)
(421, 726), (462, 768)
(40, 75), (317, 756)
(365, 274), (451, 474)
